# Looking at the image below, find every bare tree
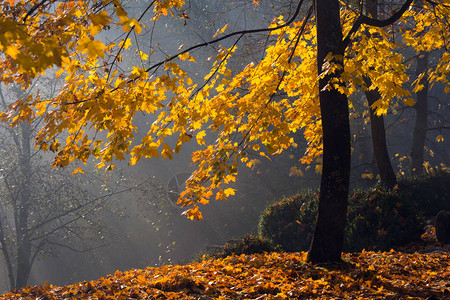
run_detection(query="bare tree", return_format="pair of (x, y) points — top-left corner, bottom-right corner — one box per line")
(0, 82), (139, 290)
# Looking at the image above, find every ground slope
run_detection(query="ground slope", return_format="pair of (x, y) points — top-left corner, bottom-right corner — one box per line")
(1, 249), (449, 299)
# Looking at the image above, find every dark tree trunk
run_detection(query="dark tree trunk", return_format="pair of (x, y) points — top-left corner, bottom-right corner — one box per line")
(364, 88), (397, 188)
(307, 0), (351, 263)
(363, 0), (397, 188)
(410, 51), (429, 176)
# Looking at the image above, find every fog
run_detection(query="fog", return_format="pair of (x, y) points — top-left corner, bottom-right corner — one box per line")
(1, 0), (449, 293)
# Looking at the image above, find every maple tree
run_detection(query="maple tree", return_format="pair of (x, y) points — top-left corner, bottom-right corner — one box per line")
(1, 0), (450, 264)
(306, 0), (350, 263)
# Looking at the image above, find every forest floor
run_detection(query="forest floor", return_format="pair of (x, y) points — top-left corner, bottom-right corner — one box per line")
(1, 227), (449, 300)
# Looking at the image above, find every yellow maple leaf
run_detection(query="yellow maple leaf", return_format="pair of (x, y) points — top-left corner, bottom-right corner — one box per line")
(138, 51), (148, 61)
(77, 37), (107, 59)
(5, 45), (20, 59)
(182, 205), (203, 220)
(196, 130), (206, 145)
(224, 188), (235, 197)
(119, 38), (132, 50)
(71, 168), (85, 175)
(213, 24), (228, 39)
(129, 20), (142, 34)
(178, 52), (191, 61)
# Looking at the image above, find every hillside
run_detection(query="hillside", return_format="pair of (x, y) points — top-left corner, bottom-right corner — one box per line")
(1, 249), (448, 299)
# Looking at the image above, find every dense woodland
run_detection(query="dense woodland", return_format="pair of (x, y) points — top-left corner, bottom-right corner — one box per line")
(0, 0), (449, 298)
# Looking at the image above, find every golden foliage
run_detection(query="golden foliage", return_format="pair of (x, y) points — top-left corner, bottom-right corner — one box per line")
(1, 0), (450, 218)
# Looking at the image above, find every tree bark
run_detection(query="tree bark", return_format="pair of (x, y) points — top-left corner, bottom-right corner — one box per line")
(363, 0), (397, 188)
(307, 0), (351, 263)
(410, 51), (429, 176)
(0, 215), (16, 290)
(364, 87), (397, 188)
(15, 123), (33, 289)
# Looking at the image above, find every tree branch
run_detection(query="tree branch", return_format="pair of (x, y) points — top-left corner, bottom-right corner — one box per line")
(44, 239), (111, 253)
(106, 0), (157, 83)
(28, 185), (137, 236)
(22, 0), (50, 23)
(102, 0), (308, 95)
(144, 0), (306, 73)
(343, 0), (414, 48)
(426, 126), (450, 131)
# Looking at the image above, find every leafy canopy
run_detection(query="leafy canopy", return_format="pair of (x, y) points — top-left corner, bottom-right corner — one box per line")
(0, 0), (449, 219)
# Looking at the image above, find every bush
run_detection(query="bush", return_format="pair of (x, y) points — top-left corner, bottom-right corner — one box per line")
(258, 172), (450, 252)
(258, 190), (318, 252)
(397, 171), (450, 217)
(196, 234), (280, 260)
(345, 185), (424, 252)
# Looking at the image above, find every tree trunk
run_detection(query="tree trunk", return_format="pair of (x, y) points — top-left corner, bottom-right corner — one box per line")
(0, 215), (16, 290)
(364, 88), (397, 188)
(15, 123), (33, 289)
(363, 0), (397, 188)
(307, 0), (351, 263)
(410, 51), (429, 176)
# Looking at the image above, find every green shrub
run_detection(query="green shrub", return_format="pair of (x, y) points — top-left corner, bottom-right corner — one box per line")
(258, 190), (318, 252)
(397, 171), (450, 217)
(257, 172), (450, 252)
(345, 185), (424, 252)
(196, 234), (280, 260)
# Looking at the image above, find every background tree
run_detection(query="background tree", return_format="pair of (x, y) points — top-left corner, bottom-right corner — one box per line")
(410, 51), (429, 176)
(0, 81), (136, 290)
(361, 0), (397, 188)
(407, 0), (430, 176)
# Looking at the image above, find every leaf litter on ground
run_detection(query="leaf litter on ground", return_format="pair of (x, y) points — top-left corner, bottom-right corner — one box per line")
(1, 249), (449, 299)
